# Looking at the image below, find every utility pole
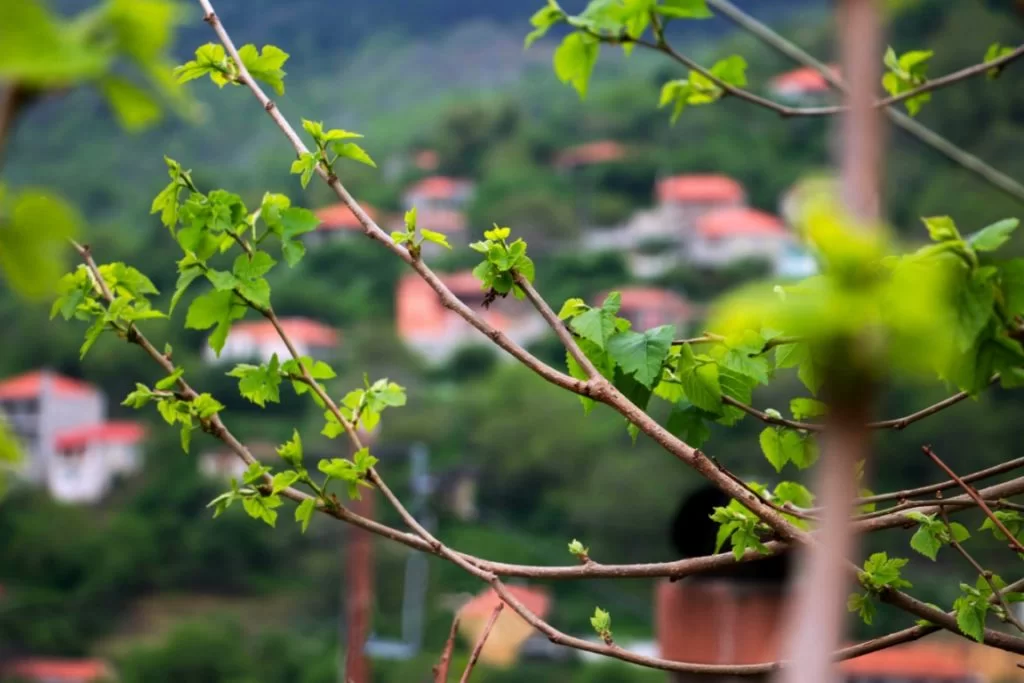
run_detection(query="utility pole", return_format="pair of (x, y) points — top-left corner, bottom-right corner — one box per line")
(343, 430), (377, 683)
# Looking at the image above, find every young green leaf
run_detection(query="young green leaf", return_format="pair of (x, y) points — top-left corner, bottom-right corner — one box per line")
(968, 218), (1018, 252)
(295, 497), (316, 533)
(237, 44), (289, 95)
(185, 289), (247, 355)
(553, 32), (599, 99)
(607, 325), (675, 388)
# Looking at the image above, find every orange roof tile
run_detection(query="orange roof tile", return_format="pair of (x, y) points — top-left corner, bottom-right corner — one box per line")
(413, 149), (440, 171)
(315, 202), (378, 231)
(4, 658), (111, 682)
(555, 140), (628, 169)
(417, 208), (467, 234)
(840, 641), (974, 678)
(697, 207), (789, 239)
(460, 584), (551, 620)
(230, 318), (340, 347)
(55, 421), (146, 450)
(405, 176), (473, 200)
(0, 371), (97, 400)
(611, 287), (690, 313)
(656, 174), (745, 204)
(769, 65), (839, 94)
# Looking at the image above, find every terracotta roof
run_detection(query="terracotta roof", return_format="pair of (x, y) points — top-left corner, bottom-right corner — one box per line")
(460, 584), (551, 620)
(230, 318), (340, 347)
(612, 287), (690, 312)
(769, 65), (839, 94)
(840, 641), (974, 678)
(554, 140), (628, 169)
(416, 208), (467, 234)
(55, 421), (146, 451)
(315, 202), (378, 231)
(696, 207), (789, 239)
(405, 176), (473, 200)
(656, 174), (745, 204)
(413, 149), (440, 171)
(4, 658), (111, 682)
(0, 370), (97, 401)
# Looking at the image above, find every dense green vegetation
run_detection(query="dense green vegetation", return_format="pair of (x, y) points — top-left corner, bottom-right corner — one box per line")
(2, 0), (1024, 681)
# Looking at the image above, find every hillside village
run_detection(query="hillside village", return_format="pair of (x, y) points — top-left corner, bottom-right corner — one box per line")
(0, 66), (836, 508)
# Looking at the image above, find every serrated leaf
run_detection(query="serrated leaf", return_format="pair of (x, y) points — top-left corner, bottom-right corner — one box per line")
(332, 141), (376, 168)
(607, 325), (674, 388)
(553, 32), (599, 99)
(667, 403), (711, 448)
(295, 498), (316, 533)
(420, 228), (451, 249)
(790, 397), (827, 419)
(238, 44), (289, 95)
(185, 289), (247, 356)
(968, 218), (1018, 252)
(910, 524), (942, 560)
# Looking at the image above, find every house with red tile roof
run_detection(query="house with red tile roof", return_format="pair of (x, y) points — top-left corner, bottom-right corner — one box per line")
(0, 370), (146, 504)
(401, 176), (475, 248)
(308, 202), (379, 245)
(205, 317), (340, 364)
(395, 272), (547, 364)
(457, 585), (551, 668)
(769, 65), (840, 102)
(840, 641), (982, 682)
(554, 140), (628, 170)
(2, 658), (113, 683)
(600, 287), (694, 334)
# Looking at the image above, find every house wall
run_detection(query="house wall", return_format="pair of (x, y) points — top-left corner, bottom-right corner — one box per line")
(688, 235), (791, 268)
(210, 336), (324, 364)
(47, 446), (110, 503)
(37, 381), (105, 484)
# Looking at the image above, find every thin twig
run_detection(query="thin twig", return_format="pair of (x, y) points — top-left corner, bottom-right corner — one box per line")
(923, 446), (1024, 554)
(517, 275), (601, 379)
(433, 615), (461, 683)
(593, 29), (1023, 119)
(704, 0), (1024, 205)
(938, 503), (1024, 634)
(191, 0), (807, 547)
(856, 450), (1024, 506)
(459, 604), (503, 683)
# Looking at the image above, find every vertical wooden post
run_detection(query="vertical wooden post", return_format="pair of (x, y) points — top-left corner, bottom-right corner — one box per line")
(343, 428), (378, 683)
(779, 2), (883, 682)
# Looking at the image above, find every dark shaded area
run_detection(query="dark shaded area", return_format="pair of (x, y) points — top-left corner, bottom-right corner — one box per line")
(670, 485), (791, 582)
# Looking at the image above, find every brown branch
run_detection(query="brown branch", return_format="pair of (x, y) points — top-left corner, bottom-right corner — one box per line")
(517, 275), (600, 379)
(856, 451), (1024, 506)
(595, 29), (1023, 120)
(923, 446), (1024, 554)
(459, 604), (503, 683)
(433, 614), (460, 683)
(938, 503), (1024, 634)
(797, 44), (1024, 116)
(191, 0), (807, 548)
(703, 0), (1024, 204)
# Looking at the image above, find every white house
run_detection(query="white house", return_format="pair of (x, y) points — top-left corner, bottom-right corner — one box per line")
(206, 317), (340, 364)
(0, 370), (146, 503)
(689, 207), (816, 278)
(396, 271), (547, 364)
(0, 370), (104, 483)
(50, 421), (145, 503)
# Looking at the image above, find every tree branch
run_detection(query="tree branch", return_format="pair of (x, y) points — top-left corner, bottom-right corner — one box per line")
(938, 503), (1024, 634)
(855, 451), (1024, 506)
(923, 446), (1024, 554)
(704, 0), (1024, 204)
(459, 604), (503, 683)
(192, 0), (809, 548)
(433, 614), (460, 683)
